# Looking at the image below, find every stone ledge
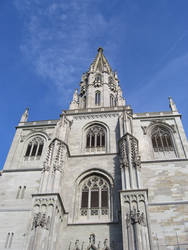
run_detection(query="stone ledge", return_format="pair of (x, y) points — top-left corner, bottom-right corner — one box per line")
(142, 158), (188, 164)
(67, 221), (119, 226)
(0, 208), (31, 212)
(149, 200), (188, 206)
(32, 193), (67, 214)
(2, 168), (43, 173)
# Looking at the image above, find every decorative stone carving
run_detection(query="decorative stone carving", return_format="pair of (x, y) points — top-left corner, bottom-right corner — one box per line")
(126, 208), (145, 226)
(149, 120), (176, 133)
(89, 234), (96, 245)
(70, 89), (79, 109)
(73, 113), (119, 120)
(74, 240), (80, 250)
(20, 107), (29, 122)
(93, 73), (102, 87)
(119, 133), (141, 168)
(80, 82), (87, 97)
(68, 235), (113, 250)
(43, 139), (67, 173)
(141, 126), (147, 135)
(31, 212), (50, 230)
(108, 79), (116, 92)
(169, 96), (178, 112)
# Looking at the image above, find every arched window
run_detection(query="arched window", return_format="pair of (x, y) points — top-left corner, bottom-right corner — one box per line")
(25, 137), (44, 159)
(83, 95), (87, 108)
(95, 73), (102, 82)
(86, 125), (105, 151)
(80, 175), (110, 218)
(110, 94), (115, 107)
(151, 126), (176, 158)
(95, 91), (101, 106)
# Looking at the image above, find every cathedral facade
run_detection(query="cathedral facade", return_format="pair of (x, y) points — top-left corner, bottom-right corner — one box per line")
(1, 48), (188, 250)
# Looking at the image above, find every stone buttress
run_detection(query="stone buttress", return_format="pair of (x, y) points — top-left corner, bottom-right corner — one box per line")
(25, 113), (71, 250)
(119, 112), (153, 250)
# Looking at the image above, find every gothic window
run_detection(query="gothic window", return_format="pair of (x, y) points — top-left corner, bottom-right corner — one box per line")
(95, 73), (102, 82)
(83, 95), (87, 108)
(151, 126), (176, 158)
(86, 125), (105, 152)
(110, 94), (115, 107)
(80, 175), (110, 218)
(95, 91), (101, 106)
(25, 137), (44, 159)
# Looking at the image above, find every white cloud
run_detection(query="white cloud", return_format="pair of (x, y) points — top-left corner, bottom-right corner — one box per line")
(14, 0), (125, 105)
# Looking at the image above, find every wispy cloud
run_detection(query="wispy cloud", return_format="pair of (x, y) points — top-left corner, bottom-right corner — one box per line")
(14, 0), (124, 105)
(128, 52), (188, 112)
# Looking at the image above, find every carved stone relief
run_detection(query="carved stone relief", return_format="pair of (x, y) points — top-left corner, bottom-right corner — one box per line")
(68, 234), (113, 250)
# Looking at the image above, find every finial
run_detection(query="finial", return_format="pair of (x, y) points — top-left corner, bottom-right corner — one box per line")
(20, 107), (29, 122)
(168, 96), (178, 112)
(98, 47), (103, 53)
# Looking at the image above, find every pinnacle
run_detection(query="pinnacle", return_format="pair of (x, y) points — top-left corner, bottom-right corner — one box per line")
(97, 47), (103, 53)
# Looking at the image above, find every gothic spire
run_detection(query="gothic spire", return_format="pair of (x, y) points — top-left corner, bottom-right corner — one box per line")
(168, 96), (178, 112)
(89, 47), (112, 74)
(20, 107), (29, 122)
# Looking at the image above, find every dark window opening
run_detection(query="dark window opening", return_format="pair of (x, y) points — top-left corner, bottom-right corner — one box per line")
(31, 144), (37, 156)
(25, 144), (32, 157)
(37, 144), (43, 156)
(91, 190), (99, 208)
(81, 191), (89, 208)
(102, 190), (108, 207)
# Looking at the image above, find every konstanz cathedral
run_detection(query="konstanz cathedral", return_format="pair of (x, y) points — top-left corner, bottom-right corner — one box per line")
(1, 48), (188, 250)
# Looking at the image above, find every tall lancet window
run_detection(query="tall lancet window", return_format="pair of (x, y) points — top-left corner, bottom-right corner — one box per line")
(151, 126), (176, 159)
(83, 96), (87, 109)
(110, 94), (115, 107)
(95, 91), (101, 106)
(86, 125), (106, 152)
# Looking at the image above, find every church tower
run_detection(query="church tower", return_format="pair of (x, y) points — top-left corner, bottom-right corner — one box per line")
(1, 48), (188, 250)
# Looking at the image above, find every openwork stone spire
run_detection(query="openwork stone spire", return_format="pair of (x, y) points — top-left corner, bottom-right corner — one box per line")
(69, 48), (126, 110)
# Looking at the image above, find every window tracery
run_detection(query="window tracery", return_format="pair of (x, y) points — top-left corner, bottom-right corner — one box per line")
(80, 175), (110, 218)
(25, 137), (44, 159)
(151, 126), (176, 158)
(108, 77), (116, 92)
(86, 125), (105, 152)
(94, 74), (102, 87)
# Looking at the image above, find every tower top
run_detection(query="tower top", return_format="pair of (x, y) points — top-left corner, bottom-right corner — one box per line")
(89, 47), (112, 74)
(97, 47), (103, 53)
(70, 48), (126, 110)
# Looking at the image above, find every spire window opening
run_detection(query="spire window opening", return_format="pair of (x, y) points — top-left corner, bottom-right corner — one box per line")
(151, 126), (176, 159)
(95, 74), (102, 82)
(83, 96), (87, 109)
(80, 175), (110, 219)
(110, 94), (116, 107)
(86, 125), (106, 152)
(95, 91), (101, 106)
(24, 137), (44, 160)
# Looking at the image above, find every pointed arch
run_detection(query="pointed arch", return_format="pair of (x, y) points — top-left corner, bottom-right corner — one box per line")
(95, 91), (101, 106)
(24, 136), (45, 159)
(110, 94), (116, 107)
(73, 169), (114, 223)
(150, 125), (177, 159)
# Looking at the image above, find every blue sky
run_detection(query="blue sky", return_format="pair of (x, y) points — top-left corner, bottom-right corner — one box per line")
(0, 0), (188, 169)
